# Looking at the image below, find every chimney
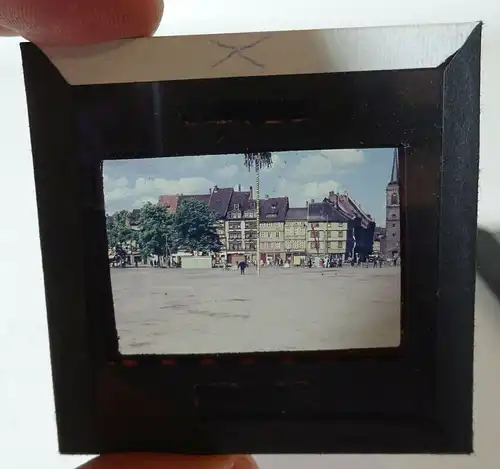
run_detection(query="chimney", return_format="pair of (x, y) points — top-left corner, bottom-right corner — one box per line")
(311, 198), (315, 203)
(238, 184), (241, 192)
(209, 188), (212, 194)
(265, 194), (269, 199)
(249, 185), (253, 199)
(213, 185), (218, 193)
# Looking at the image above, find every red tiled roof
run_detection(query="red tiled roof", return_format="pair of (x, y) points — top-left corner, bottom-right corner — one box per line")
(158, 195), (179, 212)
(326, 193), (373, 228)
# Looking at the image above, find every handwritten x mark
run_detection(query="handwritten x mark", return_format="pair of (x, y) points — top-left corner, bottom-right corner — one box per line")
(210, 36), (271, 69)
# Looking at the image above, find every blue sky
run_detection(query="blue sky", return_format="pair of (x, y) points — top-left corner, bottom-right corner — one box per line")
(103, 148), (395, 227)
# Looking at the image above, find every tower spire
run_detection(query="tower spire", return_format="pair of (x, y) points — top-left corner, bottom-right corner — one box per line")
(390, 148), (399, 184)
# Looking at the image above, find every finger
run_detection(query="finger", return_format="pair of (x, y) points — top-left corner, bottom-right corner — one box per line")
(0, 24), (16, 36)
(78, 454), (259, 469)
(0, 0), (163, 46)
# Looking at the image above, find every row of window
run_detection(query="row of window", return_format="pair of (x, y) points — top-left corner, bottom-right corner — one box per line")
(310, 222), (346, 228)
(227, 211), (256, 219)
(285, 240), (306, 249)
(228, 243), (257, 251)
(261, 242), (282, 250)
(227, 241), (345, 250)
(226, 230), (347, 239)
(228, 233), (258, 240)
(261, 232), (282, 239)
(309, 231), (344, 240)
(227, 222), (350, 231)
(309, 241), (345, 249)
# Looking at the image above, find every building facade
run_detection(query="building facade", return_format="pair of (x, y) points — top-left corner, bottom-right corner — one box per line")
(324, 191), (375, 261)
(225, 186), (256, 264)
(385, 148), (401, 257)
(259, 196), (289, 263)
(156, 181), (381, 264)
(284, 208), (308, 261)
(305, 201), (349, 257)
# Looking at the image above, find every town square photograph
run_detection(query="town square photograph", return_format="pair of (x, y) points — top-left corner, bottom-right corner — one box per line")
(103, 148), (402, 354)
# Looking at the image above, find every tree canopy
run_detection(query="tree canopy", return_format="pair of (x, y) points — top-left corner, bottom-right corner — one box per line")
(244, 151), (273, 171)
(106, 209), (133, 249)
(137, 202), (173, 258)
(105, 198), (221, 259)
(171, 198), (221, 254)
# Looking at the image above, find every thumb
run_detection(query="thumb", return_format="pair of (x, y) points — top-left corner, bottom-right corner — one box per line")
(78, 454), (259, 469)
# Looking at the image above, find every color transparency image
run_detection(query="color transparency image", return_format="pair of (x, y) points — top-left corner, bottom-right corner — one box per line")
(103, 148), (401, 354)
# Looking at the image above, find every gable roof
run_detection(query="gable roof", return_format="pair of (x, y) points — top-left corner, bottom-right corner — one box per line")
(260, 197), (289, 222)
(158, 194), (179, 212)
(207, 187), (234, 217)
(325, 192), (373, 228)
(307, 202), (348, 223)
(228, 190), (254, 212)
(174, 186), (234, 218)
(286, 207), (307, 220)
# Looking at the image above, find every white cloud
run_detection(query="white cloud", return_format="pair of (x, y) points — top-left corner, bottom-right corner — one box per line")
(277, 178), (343, 207)
(293, 149), (365, 180)
(103, 174), (215, 213)
(262, 153), (287, 173)
(216, 164), (238, 179)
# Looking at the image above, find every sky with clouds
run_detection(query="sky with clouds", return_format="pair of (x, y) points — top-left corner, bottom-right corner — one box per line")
(103, 148), (395, 227)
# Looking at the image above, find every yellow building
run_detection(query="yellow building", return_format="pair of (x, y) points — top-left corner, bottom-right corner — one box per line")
(259, 221), (285, 262)
(306, 201), (349, 257)
(284, 208), (308, 262)
(259, 196), (289, 263)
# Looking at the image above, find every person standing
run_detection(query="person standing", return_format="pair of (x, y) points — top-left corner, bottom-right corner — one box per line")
(238, 260), (248, 275)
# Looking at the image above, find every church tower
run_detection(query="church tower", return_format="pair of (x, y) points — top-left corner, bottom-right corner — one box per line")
(385, 148), (400, 257)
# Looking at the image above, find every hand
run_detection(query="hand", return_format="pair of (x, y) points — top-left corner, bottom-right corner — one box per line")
(0, 0), (164, 46)
(1, 2), (260, 468)
(79, 454), (259, 469)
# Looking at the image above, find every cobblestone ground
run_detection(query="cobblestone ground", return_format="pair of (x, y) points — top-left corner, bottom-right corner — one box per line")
(111, 265), (401, 355)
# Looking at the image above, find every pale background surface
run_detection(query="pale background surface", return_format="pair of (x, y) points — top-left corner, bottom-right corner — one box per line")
(1, 1), (499, 468)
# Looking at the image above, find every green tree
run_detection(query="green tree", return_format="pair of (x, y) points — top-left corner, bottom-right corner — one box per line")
(137, 202), (174, 261)
(244, 151), (273, 274)
(172, 198), (221, 254)
(106, 209), (132, 245)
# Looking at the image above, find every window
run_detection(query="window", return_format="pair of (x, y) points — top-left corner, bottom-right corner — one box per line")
(392, 233), (396, 237)
(233, 203), (240, 210)
(229, 222), (240, 230)
(275, 232), (280, 238)
(391, 192), (398, 205)
(267, 232), (272, 238)
(309, 242), (317, 249)
(338, 241), (343, 248)
(338, 231), (343, 238)
(274, 242), (280, 250)
(392, 223), (396, 228)
(338, 222), (344, 228)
